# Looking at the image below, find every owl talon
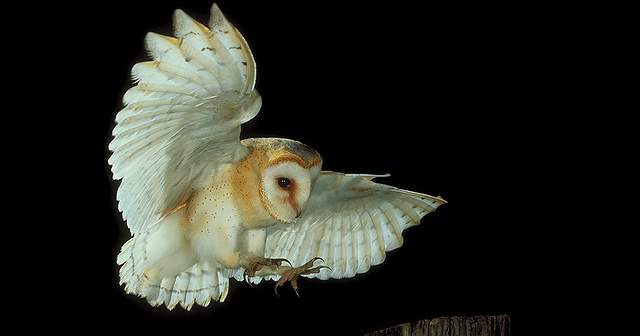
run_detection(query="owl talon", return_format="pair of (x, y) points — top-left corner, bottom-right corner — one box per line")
(244, 257), (292, 286)
(274, 257), (332, 297)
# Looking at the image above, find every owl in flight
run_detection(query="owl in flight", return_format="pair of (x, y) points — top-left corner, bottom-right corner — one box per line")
(109, 3), (446, 310)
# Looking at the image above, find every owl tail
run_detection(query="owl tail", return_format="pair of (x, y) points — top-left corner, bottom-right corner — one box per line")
(116, 212), (230, 310)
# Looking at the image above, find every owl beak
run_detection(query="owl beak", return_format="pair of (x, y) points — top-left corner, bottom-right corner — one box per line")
(294, 204), (303, 219)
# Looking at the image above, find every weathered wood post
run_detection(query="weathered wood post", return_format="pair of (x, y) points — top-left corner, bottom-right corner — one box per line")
(365, 314), (511, 336)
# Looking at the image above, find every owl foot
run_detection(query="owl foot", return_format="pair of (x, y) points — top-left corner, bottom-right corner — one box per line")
(274, 257), (331, 297)
(244, 257), (292, 286)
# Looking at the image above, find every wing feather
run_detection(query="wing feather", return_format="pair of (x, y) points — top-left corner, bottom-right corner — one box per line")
(264, 172), (447, 280)
(380, 203), (404, 248)
(329, 216), (344, 277)
(363, 208), (385, 265)
(109, 4), (260, 235)
(354, 211), (371, 273)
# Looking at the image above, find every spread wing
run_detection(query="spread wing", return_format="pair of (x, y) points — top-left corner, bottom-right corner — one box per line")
(109, 4), (260, 235)
(263, 172), (447, 280)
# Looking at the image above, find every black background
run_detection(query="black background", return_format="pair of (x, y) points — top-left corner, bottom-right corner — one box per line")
(43, 0), (549, 334)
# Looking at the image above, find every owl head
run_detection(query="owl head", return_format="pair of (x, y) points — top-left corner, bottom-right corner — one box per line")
(241, 138), (323, 224)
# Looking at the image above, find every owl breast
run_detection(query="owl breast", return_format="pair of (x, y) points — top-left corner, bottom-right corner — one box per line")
(187, 161), (275, 238)
(183, 161), (274, 266)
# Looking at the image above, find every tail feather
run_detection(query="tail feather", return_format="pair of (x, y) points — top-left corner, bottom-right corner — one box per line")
(142, 262), (230, 310)
(117, 230), (230, 310)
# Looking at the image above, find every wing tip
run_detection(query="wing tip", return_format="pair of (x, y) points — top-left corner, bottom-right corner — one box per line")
(209, 2), (229, 29)
(172, 3), (226, 30)
(211, 2), (222, 14)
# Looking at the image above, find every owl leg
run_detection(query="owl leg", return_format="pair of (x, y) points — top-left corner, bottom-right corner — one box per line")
(243, 257), (292, 286)
(274, 257), (331, 297)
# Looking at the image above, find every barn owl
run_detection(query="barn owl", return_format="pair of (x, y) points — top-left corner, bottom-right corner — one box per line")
(109, 3), (446, 310)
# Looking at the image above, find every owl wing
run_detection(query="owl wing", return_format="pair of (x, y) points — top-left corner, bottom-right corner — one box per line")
(109, 4), (260, 235)
(263, 172), (447, 280)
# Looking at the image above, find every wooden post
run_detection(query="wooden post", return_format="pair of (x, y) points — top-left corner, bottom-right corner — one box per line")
(364, 314), (511, 336)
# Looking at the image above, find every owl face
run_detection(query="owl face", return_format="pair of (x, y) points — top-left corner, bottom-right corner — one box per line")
(260, 161), (318, 223)
(241, 138), (323, 224)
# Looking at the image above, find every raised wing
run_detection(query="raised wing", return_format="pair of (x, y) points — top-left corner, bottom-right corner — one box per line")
(109, 4), (260, 235)
(263, 172), (447, 280)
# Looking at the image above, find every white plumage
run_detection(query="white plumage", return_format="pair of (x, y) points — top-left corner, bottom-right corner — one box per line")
(263, 172), (444, 280)
(109, 3), (446, 310)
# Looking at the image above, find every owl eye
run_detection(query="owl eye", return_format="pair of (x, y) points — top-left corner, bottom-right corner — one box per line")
(277, 177), (291, 189)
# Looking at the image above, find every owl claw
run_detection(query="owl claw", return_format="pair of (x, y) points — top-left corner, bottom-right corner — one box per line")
(274, 257), (332, 297)
(244, 257), (292, 286)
